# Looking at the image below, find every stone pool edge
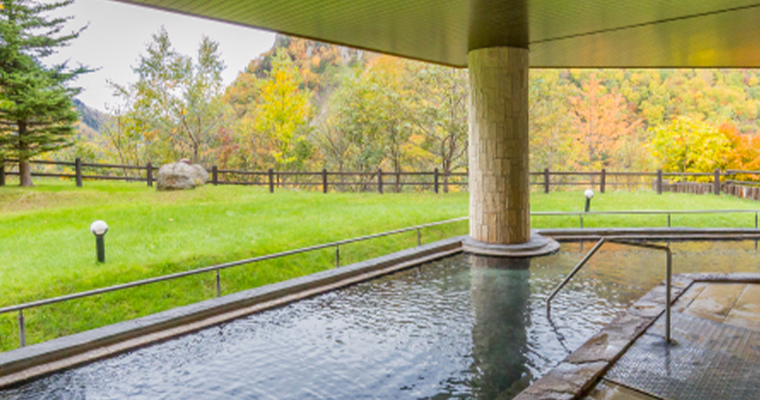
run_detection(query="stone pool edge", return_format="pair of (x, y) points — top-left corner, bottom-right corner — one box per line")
(514, 272), (760, 400)
(0, 236), (466, 388)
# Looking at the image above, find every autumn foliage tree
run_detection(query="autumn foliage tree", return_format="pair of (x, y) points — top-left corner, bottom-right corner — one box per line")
(73, 34), (760, 185)
(569, 74), (642, 170)
(649, 117), (731, 174)
(252, 49), (312, 171)
(718, 122), (760, 172)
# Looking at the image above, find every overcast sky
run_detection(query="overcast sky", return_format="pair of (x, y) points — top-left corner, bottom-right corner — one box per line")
(47, 0), (276, 112)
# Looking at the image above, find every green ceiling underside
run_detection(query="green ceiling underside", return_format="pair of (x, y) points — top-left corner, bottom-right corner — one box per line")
(114, 0), (760, 68)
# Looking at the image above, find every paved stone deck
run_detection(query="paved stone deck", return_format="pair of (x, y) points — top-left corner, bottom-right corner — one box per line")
(588, 282), (760, 400)
(517, 274), (760, 400)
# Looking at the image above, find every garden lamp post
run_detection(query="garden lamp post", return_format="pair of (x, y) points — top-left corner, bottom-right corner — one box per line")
(584, 190), (594, 212)
(90, 220), (109, 263)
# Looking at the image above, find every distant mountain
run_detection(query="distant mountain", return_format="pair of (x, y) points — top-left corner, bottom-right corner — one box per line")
(73, 99), (109, 133)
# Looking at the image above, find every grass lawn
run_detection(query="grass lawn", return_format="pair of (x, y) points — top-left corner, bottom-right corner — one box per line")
(1, 179), (759, 351)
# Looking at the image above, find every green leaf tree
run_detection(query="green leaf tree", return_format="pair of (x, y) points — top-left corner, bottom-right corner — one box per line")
(409, 64), (468, 192)
(0, 0), (88, 186)
(109, 29), (229, 165)
(529, 70), (576, 172)
(173, 36), (227, 164)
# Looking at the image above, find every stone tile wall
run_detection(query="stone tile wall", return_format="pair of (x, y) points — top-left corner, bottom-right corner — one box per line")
(468, 47), (530, 244)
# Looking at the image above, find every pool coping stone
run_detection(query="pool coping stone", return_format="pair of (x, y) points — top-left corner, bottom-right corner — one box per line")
(0, 236), (466, 388)
(515, 272), (760, 400)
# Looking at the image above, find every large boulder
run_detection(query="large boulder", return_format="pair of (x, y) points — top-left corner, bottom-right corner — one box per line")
(157, 159), (209, 191)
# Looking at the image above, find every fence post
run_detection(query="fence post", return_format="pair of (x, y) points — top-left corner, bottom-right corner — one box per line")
(75, 157), (83, 187)
(600, 168), (606, 193)
(714, 168), (721, 195)
(434, 168), (439, 194)
(268, 168), (274, 193)
(0, 158), (5, 187)
(657, 169), (663, 194)
(212, 165), (218, 186)
(544, 168), (550, 193)
(322, 168), (328, 194)
(146, 162), (153, 187)
(378, 168), (383, 194)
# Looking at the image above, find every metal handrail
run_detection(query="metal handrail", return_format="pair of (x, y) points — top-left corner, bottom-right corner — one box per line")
(546, 237), (673, 343)
(533, 209), (760, 229)
(4, 208), (753, 349)
(534, 209), (757, 215)
(1, 216), (469, 348)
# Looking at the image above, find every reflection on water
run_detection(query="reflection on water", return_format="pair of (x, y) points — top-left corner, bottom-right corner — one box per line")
(470, 256), (532, 399)
(3, 240), (760, 400)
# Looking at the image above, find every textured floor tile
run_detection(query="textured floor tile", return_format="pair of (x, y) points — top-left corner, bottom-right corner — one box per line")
(606, 313), (760, 400)
(682, 283), (745, 323)
(584, 380), (659, 400)
(724, 284), (760, 332)
(672, 283), (707, 313)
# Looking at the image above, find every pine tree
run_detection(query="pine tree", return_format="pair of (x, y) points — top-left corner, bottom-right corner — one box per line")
(0, 0), (88, 186)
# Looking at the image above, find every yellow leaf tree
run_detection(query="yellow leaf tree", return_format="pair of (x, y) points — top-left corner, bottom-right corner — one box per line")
(649, 116), (730, 174)
(253, 49), (313, 170)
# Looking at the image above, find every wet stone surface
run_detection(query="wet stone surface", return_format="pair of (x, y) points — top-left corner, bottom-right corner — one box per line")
(607, 312), (760, 400)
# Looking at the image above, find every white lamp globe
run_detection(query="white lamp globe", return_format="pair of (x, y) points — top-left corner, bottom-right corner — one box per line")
(584, 189), (594, 199)
(90, 220), (109, 236)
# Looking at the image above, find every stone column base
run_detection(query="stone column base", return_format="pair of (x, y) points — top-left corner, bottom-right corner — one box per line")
(463, 231), (559, 258)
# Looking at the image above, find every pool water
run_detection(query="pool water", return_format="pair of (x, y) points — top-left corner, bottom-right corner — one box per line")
(4, 240), (760, 399)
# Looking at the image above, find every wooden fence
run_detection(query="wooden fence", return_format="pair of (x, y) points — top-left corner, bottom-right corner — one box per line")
(2, 159), (760, 198)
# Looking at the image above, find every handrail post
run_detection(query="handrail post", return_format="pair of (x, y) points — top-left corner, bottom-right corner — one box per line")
(216, 269), (221, 297)
(667, 213), (671, 228)
(18, 309), (25, 348)
(75, 157), (83, 187)
(580, 215), (583, 228)
(146, 162), (153, 187)
(755, 212), (758, 229)
(417, 228), (421, 246)
(666, 247), (672, 344)
(268, 168), (274, 193)
(544, 168), (550, 193)
(335, 245), (340, 268)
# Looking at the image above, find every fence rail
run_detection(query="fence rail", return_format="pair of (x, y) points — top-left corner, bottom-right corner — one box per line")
(3, 158), (760, 198)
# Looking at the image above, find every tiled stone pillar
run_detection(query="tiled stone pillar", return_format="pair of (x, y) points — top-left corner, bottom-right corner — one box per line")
(468, 46), (530, 245)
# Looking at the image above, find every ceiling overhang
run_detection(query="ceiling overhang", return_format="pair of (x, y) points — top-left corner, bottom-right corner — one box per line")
(113, 0), (760, 68)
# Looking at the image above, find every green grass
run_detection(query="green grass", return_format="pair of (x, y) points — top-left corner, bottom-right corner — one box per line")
(0, 179), (758, 351)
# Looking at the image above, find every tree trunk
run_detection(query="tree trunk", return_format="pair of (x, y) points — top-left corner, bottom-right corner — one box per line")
(18, 121), (33, 187)
(19, 160), (32, 187)
(443, 168), (450, 193)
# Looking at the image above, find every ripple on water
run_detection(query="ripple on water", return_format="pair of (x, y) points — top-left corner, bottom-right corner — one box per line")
(4, 241), (760, 399)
